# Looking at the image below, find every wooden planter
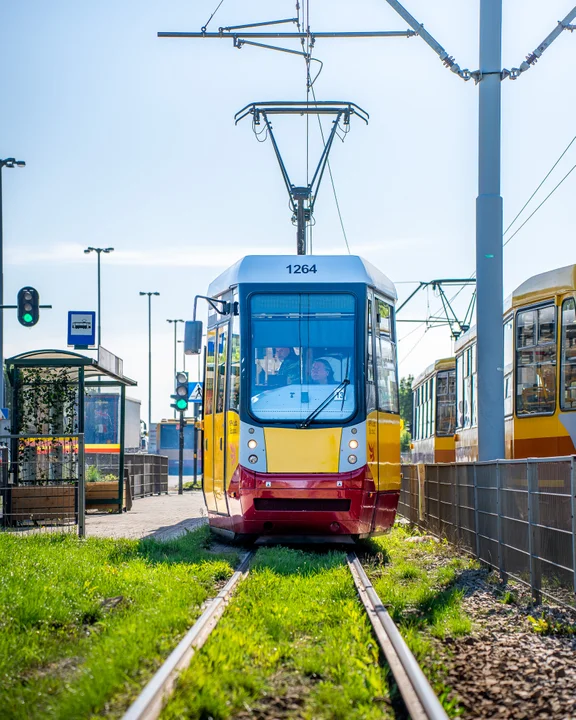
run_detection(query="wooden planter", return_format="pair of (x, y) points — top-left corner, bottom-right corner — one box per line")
(86, 481), (129, 511)
(9, 486), (76, 523)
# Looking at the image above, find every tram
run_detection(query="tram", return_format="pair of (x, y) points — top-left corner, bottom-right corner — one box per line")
(193, 255), (401, 540)
(412, 264), (576, 461)
(411, 358), (456, 463)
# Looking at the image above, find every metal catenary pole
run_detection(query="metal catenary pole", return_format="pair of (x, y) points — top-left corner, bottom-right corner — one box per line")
(476, 0), (505, 461)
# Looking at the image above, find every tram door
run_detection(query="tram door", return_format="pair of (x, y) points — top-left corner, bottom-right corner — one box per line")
(203, 324), (230, 515)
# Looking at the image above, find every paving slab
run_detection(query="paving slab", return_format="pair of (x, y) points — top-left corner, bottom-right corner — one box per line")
(86, 491), (207, 541)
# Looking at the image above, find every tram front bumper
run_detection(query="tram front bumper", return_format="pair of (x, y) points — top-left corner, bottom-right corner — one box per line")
(220, 464), (397, 536)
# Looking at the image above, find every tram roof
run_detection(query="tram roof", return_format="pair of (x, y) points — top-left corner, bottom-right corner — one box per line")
(207, 255), (397, 300)
(413, 357), (455, 388)
(512, 264), (576, 308)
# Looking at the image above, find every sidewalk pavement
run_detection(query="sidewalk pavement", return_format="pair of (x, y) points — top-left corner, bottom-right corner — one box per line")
(86, 491), (207, 541)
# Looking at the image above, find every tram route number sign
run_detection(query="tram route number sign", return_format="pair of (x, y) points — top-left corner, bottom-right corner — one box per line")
(67, 311), (96, 348)
(188, 382), (203, 404)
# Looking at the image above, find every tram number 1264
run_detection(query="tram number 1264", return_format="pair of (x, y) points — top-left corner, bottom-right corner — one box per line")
(286, 264), (317, 274)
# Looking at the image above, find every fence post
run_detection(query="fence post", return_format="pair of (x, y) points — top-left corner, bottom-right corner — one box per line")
(570, 455), (576, 595)
(454, 464), (460, 544)
(527, 459), (542, 604)
(496, 460), (506, 582)
(473, 463), (480, 560)
(78, 433), (85, 538)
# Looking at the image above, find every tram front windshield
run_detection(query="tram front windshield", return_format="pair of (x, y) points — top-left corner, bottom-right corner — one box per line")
(250, 293), (356, 423)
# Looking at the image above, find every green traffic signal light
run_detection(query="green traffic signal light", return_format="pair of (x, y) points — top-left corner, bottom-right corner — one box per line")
(175, 398), (187, 410)
(23, 313), (33, 324)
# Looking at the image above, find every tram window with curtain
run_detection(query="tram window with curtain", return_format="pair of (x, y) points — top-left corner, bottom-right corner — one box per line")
(374, 298), (399, 414)
(516, 304), (556, 415)
(561, 298), (576, 410)
(436, 369), (456, 436)
(249, 293), (356, 422)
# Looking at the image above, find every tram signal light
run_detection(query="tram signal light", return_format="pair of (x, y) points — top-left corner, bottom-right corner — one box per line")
(171, 371), (189, 413)
(17, 287), (39, 327)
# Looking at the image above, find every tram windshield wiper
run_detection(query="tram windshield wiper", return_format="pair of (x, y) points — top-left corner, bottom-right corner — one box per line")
(300, 378), (350, 429)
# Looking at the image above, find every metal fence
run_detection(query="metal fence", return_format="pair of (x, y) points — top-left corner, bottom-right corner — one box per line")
(125, 453), (168, 498)
(400, 459), (576, 607)
(0, 434), (85, 536)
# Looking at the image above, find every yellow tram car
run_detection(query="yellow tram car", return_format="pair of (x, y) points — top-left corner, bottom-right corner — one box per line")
(411, 358), (456, 463)
(195, 255), (402, 539)
(450, 264), (576, 460)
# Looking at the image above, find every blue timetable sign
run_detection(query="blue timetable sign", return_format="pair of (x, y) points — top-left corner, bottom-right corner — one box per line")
(68, 311), (96, 347)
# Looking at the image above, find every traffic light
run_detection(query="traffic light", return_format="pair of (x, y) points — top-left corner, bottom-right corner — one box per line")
(17, 287), (39, 327)
(171, 371), (189, 413)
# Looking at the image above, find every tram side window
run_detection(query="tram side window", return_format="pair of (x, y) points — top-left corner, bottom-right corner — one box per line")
(504, 316), (513, 417)
(516, 305), (556, 415)
(205, 331), (216, 415)
(374, 298), (399, 414)
(456, 346), (474, 429)
(436, 370), (456, 436)
(561, 298), (576, 410)
(366, 298), (376, 413)
(229, 313), (240, 412)
(216, 328), (228, 414)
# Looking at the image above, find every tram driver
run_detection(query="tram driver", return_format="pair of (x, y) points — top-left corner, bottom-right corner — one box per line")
(274, 347), (300, 385)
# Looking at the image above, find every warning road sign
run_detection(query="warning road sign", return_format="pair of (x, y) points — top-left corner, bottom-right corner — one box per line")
(188, 382), (203, 403)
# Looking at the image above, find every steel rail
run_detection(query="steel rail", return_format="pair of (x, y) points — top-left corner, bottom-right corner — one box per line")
(122, 552), (253, 720)
(347, 553), (449, 720)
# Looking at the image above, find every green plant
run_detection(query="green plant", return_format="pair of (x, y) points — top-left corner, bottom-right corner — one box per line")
(102, 473), (118, 482)
(527, 613), (576, 637)
(86, 465), (101, 483)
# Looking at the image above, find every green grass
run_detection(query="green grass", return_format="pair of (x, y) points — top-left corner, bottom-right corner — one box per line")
(365, 526), (478, 717)
(0, 527), (238, 719)
(163, 547), (393, 720)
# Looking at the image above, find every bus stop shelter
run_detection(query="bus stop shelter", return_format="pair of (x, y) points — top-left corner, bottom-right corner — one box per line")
(5, 350), (137, 516)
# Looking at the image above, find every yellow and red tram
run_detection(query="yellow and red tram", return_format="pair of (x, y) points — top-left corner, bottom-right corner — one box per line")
(411, 358), (456, 463)
(196, 255), (401, 540)
(415, 264), (576, 461)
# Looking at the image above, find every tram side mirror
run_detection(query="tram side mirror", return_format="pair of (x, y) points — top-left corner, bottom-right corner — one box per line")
(184, 321), (203, 355)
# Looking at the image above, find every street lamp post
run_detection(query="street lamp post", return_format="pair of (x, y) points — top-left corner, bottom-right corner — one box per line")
(167, 319), (184, 418)
(84, 247), (114, 348)
(177, 340), (186, 372)
(0, 158), (26, 414)
(140, 291), (160, 440)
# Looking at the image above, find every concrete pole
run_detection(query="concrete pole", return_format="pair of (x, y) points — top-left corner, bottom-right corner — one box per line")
(0, 169), (4, 414)
(148, 293), (152, 435)
(476, 0), (505, 460)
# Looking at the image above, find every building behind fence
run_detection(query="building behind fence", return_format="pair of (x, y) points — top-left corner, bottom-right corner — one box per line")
(400, 459), (576, 608)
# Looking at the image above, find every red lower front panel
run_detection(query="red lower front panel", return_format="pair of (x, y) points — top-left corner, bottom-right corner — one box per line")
(208, 464), (399, 537)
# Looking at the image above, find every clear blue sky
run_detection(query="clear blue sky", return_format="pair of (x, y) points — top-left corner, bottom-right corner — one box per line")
(2, 0), (576, 421)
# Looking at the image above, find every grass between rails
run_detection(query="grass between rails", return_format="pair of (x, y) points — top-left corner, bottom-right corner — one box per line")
(365, 525), (479, 717)
(163, 547), (394, 720)
(0, 526), (238, 720)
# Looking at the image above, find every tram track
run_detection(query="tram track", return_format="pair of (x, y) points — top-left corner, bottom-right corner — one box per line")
(122, 548), (448, 720)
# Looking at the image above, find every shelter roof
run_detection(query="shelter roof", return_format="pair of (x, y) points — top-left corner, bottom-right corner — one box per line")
(6, 350), (137, 386)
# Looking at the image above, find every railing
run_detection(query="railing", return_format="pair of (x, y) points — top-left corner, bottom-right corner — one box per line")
(400, 458), (576, 607)
(124, 453), (169, 498)
(0, 434), (85, 536)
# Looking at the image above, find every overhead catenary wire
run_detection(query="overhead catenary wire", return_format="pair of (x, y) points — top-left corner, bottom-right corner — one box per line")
(201, 0), (226, 33)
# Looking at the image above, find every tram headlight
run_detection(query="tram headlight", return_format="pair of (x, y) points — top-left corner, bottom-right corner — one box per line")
(348, 454), (357, 465)
(248, 454), (258, 464)
(247, 439), (258, 449)
(348, 439), (358, 449)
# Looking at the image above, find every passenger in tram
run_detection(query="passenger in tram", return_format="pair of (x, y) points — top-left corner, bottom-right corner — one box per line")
(274, 347), (300, 385)
(310, 358), (335, 385)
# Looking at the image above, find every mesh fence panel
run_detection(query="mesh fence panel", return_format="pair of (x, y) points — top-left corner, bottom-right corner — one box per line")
(398, 457), (576, 606)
